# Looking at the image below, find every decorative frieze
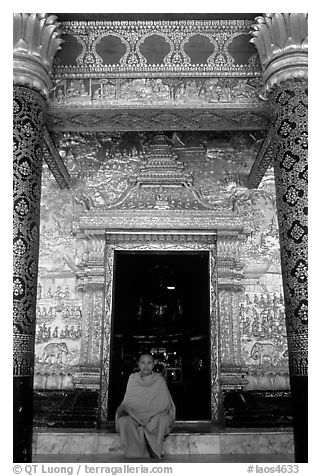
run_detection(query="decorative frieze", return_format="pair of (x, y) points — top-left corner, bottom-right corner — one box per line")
(105, 232), (216, 245)
(79, 209), (243, 233)
(46, 107), (269, 132)
(54, 19), (260, 78)
(49, 77), (263, 108)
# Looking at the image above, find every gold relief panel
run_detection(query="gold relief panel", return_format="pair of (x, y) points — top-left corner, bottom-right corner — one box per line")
(239, 290), (289, 369)
(50, 77), (263, 109)
(79, 289), (93, 364)
(219, 288), (243, 365)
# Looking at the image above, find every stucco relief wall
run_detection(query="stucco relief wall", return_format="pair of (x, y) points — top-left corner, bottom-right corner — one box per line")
(50, 77), (262, 108)
(34, 132), (288, 390)
(239, 280), (290, 391)
(34, 141), (145, 389)
(34, 167), (84, 390)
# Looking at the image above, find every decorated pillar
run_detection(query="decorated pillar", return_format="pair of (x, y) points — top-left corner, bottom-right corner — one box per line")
(76, 233), (106, 401)
(251, 13), (308, 462)
(217, 231), (245, 423)
(217, 232), (244, 367)
(13, 14), (62, 462)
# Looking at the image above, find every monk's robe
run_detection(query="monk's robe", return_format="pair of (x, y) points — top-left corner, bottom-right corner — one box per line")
(115, 372), (175, 459)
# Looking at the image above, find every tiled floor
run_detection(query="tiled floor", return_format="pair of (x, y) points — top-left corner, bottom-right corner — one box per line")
(35, 423), (294, 434)
(33, 454), (295, 463)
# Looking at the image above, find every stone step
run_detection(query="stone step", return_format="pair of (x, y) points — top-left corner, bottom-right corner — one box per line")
(33, 430), (294, 456)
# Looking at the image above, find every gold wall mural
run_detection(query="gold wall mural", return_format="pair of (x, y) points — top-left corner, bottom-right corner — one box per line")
(34, 131), (289, 392)
(34, 171), (84, 390)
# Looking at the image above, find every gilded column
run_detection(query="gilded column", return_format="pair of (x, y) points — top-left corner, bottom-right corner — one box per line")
(251, 13), (308, 462)
(13, 13), (62, 462)
(217, 232), (244, 423)
(76, 234), (106, 422)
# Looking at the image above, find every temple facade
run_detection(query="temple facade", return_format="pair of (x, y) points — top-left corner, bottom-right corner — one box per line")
(13, 13), (308, 462)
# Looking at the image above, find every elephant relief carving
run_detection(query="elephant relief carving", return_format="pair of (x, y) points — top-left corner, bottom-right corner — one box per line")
(250, 341), (281, 365)
(42, 342), (69, 364)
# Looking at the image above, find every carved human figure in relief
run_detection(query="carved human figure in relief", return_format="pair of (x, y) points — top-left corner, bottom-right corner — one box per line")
(55, 88), (64, 102)
(79, 80), (88, 96)
(37, 283), (42, 299)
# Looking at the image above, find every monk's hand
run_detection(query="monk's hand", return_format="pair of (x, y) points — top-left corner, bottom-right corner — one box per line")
(141, 417), (150, 427)
(116, 405), (128, 418)
(135, 416), (149, 427)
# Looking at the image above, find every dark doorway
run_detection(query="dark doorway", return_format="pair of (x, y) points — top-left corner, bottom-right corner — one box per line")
(108, 251), (211, 421)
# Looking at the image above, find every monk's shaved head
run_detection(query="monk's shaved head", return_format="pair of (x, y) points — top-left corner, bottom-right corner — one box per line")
(138, 352), (154, 362)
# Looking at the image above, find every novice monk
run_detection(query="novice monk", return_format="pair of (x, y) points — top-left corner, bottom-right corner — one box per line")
(115, 353), (175, 459)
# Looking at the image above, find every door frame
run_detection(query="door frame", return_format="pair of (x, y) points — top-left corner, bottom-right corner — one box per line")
(100, 231), (219, 423)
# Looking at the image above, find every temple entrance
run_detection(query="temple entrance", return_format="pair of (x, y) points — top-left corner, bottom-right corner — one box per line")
(108, 250), (211, 421)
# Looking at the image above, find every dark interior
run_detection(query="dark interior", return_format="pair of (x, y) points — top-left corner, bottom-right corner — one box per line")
(108, 250), (211, 421)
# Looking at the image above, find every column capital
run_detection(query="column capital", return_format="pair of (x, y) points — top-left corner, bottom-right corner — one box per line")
(13, 13), (63, 98)
(250, 13), (308, 97)
(216, 231), (245, 286)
